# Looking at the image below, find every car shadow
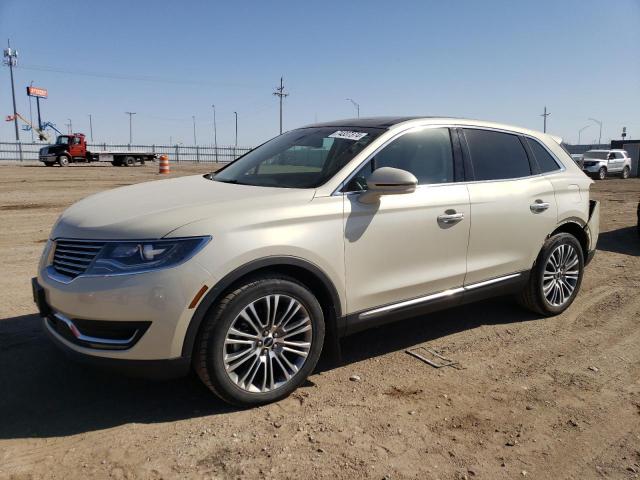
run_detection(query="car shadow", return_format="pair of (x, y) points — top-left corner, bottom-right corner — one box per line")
(596, 226), (640, 256)
(0, 299), (538, 440)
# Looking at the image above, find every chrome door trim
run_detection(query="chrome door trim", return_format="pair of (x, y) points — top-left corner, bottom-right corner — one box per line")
(358, 287), (465, 320)
(357, 272), (523, 320)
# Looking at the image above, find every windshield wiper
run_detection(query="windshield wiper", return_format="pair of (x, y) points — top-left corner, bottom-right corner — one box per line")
(214, 178), (239, 184)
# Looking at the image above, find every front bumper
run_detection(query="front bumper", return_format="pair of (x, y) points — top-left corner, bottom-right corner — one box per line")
(39, 154), (57, 162)
(582, 163), (604, 173)
(35, 252), (213, 362)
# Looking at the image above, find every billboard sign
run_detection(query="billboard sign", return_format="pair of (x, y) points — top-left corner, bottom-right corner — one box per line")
(26, 86), (48, 98)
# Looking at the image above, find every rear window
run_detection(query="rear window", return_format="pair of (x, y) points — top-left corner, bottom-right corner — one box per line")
(463, 129), (531, 181)
(526, 138), (561, 173)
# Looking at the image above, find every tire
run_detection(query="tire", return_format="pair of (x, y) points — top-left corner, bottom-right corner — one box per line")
(518, 233), (584, 316)
(622, 166), (630, 179)
(124, 156), (136, 167)
(194, 275), (325, 406)
(58, 155), (70, 167)
(597, 166), (606, 180)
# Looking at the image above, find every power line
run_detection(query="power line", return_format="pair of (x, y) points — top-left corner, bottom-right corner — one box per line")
(273, 77), (288, 135)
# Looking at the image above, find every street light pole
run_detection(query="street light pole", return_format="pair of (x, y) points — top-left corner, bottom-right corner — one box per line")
(88, 114), (93, 142)
(192, 115), (197, 145)
(588, 118), (602, 144)
(211, 104), (218, 162)
(234, 111), (238, 147)
(578, 125), (590, 144)
(346, 98), (360, 118)
(125, 112), (136, 144)
(67, 118), (72, 134)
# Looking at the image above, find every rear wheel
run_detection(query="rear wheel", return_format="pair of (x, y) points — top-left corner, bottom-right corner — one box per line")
(124, 156), (136, 167)
(518, 233), (584, 316)
(58, 155), (69, 167)
(622, 166), (630, 179)
(194, 275), (325, 406)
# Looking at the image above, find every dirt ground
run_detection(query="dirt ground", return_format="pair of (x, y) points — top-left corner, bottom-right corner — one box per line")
(0, 163), (639, 480)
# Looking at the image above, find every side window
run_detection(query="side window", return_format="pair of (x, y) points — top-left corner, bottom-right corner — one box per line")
(72, 137), (81, 145)
(614, 152), (624, 159)
(463, 129), (531, 180)
(345, 128), (454, 191)
(526, 137), (561, 173)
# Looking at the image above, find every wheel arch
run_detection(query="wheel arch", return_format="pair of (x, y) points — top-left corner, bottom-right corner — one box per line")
(181, 256), (343, 360)
(549, 220), (588, 260)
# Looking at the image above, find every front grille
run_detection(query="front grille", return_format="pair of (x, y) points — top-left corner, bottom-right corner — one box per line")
(52, 240), (105, 279)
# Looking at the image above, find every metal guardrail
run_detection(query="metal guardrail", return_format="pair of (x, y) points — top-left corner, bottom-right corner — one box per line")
(0, 142), (252, 163)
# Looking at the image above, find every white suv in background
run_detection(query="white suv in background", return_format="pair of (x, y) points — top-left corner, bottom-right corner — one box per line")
(33, 117), (600, 406)
(582, 149), (632, 180)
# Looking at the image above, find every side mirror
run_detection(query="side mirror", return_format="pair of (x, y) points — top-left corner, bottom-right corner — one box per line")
(359, 167), (418, 204)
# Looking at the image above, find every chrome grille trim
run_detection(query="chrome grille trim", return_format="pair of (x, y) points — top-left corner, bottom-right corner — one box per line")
(52, 240), (105, 279)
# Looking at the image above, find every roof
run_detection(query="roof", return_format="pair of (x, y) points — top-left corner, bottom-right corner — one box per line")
(304, 116), (429, 128)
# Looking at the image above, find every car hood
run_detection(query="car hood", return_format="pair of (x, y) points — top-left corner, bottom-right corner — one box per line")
(52, 175), (315, 239)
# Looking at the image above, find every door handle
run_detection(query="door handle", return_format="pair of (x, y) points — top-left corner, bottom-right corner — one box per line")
(437, 212), (464, 224)
(530, 200), (550, 213)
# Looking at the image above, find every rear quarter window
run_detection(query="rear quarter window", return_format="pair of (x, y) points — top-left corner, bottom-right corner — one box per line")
(526, 138), (561, 173)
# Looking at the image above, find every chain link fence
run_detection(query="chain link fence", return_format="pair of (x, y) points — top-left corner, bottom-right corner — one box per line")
(0, 141), (252, 163)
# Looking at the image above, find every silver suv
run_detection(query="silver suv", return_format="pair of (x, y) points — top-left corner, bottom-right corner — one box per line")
(33, 117), (600, 406)
(582, 149), (632, 180)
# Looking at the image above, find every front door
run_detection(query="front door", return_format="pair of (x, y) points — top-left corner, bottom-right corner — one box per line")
(343, 126), (470, 314)
(68, 137), (83, 158)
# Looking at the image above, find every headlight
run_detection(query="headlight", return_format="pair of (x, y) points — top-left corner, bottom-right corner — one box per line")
(85, 236), (210, 276)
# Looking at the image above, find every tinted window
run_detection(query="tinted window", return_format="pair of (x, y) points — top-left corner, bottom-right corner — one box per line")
(345, 128), (454, 190)
(614, 152), (624, 159)
(463, 129), (531, 180)
(526, 138), (560, 173)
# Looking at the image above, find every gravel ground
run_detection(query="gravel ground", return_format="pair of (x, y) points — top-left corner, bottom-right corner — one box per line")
(0, 164), (639, 480)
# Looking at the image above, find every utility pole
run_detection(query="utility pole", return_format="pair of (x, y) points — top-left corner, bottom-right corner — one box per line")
(578, 125), (590, 144)
(211, 104), (218, 162)
(541, 106), (550, 133)
(273, 77), (288, 134)
(66, 118), (72, 134)
(88, 114), (93, 142)
(3, 40), (20, 141)
(588, 117), (602, 144)
(346, 98), (360, 118)
(192, 115), (197, 145)
(234, 111), (238, 147)
(28, 80), (34, 141)
(125, 112), (136, 144)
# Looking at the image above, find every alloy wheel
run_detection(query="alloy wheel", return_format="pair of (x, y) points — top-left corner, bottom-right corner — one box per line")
(543, 243), (580, 307)
(222, 294), (312, 393)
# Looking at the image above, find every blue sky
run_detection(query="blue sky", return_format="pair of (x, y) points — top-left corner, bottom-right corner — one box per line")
(1, 0), (639, 146)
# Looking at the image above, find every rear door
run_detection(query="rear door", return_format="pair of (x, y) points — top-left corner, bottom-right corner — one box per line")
(343, 126), (470, 314)
(460, 128), (558, 284)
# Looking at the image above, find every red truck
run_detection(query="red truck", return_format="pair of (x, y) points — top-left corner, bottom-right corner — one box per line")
(38, 133), (158, 166)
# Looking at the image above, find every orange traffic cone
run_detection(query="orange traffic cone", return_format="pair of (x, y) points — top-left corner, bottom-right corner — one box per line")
(158, 155), (170, 174)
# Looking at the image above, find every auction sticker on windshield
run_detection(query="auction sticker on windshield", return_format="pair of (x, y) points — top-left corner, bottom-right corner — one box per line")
(328, 131), (368, 141)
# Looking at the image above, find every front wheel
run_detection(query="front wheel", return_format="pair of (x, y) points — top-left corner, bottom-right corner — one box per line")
(58, 155), (69, 167)
(518, 233), (584, 316)
(194, 276), (325, 406)
(622, 166), (630, 179)
(597, 166), (606, 180)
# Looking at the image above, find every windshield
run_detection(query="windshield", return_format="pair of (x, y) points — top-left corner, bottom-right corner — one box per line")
(213, 127), (385, 188)
(583, 151), (608, 159)
(56, 136), (71, 145)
